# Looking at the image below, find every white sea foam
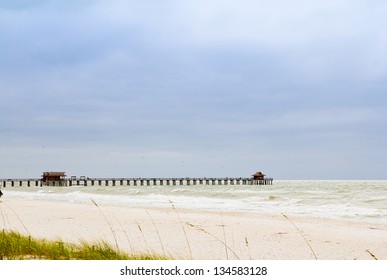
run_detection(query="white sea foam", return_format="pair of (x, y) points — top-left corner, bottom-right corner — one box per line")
(3, 180), (387, 224)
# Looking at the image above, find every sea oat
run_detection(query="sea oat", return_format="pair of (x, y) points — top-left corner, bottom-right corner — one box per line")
(282, 213), (317, 260)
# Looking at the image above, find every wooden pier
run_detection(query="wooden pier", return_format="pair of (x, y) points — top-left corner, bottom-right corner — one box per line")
(0, 177), (273, 188)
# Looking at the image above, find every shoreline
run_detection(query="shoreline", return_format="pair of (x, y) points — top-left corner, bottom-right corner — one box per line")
(1, 197), (386, 260)
(3, 180), (386, 226)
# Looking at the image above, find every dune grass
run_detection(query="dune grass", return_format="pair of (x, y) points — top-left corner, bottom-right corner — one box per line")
(0, 230), (167, 260)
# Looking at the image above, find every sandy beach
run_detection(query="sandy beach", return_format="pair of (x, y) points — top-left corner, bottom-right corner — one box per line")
(1, 197), (386, 260)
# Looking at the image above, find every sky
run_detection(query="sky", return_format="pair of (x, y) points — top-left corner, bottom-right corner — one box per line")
(1, 0), (386, 179)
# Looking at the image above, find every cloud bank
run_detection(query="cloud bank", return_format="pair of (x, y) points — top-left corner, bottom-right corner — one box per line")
(1, 0), (386, 179)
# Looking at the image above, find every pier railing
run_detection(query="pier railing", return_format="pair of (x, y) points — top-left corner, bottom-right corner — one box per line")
(1, 177), (273, 187)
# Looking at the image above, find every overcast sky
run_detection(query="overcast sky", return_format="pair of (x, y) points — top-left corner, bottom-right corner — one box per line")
(1, 0), (386, 179)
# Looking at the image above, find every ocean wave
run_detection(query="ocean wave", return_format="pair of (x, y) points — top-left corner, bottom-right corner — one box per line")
(3, 180), (387, 224)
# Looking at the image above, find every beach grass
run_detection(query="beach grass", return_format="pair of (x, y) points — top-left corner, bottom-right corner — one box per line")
(0, 230), (167, 260)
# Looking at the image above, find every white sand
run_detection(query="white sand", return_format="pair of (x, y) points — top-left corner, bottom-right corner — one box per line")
(1, 197), (386, 260)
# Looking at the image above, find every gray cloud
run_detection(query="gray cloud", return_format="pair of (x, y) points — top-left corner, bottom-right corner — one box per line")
(1, 0), (386, 179)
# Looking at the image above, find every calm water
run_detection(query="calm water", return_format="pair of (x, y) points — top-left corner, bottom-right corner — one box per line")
(4, 180), (387, 224)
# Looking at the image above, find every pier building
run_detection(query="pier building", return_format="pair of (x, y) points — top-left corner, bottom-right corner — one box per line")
(41, 172), (67, 186)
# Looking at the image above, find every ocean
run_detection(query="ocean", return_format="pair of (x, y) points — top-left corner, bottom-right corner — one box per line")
(3, 180), (387, 225)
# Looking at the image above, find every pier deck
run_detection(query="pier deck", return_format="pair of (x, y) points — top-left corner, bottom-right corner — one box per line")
(1, 177), (273, 187)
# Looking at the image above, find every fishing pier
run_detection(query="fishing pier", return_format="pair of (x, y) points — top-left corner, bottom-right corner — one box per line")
(1, 171), (273, 188)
